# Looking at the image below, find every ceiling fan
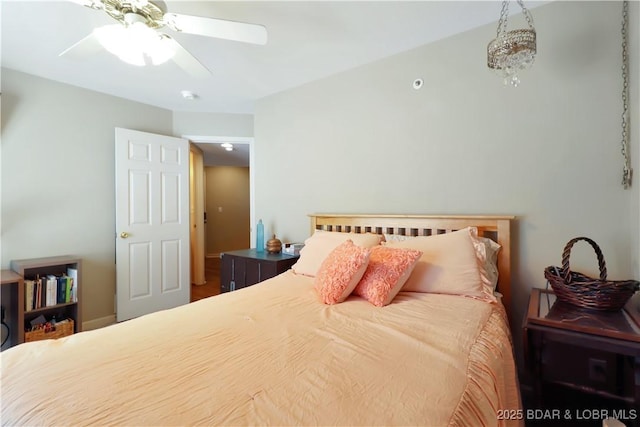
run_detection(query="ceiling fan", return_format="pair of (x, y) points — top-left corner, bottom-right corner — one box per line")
(60, 0), (268, 77)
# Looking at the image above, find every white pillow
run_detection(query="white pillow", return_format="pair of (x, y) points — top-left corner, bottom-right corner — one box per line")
(292, 230), (382, 277)
(385, 227), (496, 302)
(475, 236), (501, 292)
(384, 231), (502, 293)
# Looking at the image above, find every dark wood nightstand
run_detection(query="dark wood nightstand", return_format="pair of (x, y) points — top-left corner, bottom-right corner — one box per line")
(523, 288), (640, 426)
(220, 249), (299, 293)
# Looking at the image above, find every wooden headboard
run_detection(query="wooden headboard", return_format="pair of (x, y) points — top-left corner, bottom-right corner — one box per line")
(309, 213), (515, 321)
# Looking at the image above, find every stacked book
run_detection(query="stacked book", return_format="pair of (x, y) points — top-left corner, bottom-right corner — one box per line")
(24, 267), (78, 312)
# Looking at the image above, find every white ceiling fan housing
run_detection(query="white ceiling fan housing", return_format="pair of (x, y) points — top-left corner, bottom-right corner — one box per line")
(60, 0), (268, 77)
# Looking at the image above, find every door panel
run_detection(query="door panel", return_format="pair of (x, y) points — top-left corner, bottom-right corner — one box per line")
(161, 239), (181, 292)
(130, 171), (151, 225)
(129, 242), (152, 299)
(116, 128), (190, 322)
(161, 172), (181, 223)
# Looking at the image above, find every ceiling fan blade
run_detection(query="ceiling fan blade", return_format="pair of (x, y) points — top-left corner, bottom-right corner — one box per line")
(165, 37), (212, 78)
(59, 32), (103, 59)
(164, 13), (267, 45)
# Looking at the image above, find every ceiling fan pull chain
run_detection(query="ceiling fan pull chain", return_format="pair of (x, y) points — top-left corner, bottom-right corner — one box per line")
(620, 0), (632, 189)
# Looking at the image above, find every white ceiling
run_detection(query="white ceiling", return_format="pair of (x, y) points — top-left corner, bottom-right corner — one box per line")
(1, 0), (548, 165)
(0, 0), (551, 114)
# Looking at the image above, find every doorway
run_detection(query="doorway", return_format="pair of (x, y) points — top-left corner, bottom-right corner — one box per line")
(184, 135), (255, 300)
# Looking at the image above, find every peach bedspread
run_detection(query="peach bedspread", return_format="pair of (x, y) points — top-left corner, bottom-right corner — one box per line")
(1, 271), (522, 426)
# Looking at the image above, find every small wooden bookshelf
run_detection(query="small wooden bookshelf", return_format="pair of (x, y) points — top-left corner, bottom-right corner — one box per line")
(10, 255), (82, 345)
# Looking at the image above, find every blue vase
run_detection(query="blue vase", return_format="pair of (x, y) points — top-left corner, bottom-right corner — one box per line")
(256, 219), (264, 252)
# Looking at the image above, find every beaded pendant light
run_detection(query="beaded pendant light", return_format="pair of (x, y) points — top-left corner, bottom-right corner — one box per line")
(487, 0), (536, 87)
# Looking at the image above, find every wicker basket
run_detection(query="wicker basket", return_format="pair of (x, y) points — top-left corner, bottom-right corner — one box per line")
(25, 319), (74, 342)
(544, 237), (639, 311)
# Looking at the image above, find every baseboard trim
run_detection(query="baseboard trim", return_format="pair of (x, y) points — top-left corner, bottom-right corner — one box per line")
(82, 315), (116, 331)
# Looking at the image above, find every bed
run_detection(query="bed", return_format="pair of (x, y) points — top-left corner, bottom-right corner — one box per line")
(0, 214), (521, 427)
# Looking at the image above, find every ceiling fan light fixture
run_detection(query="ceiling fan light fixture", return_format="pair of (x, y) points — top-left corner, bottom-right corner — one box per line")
(147, 34), (176, 65)
(93, 20), (176, 67)
(62, 0), (267, 77)
(94, 25), (140, 65)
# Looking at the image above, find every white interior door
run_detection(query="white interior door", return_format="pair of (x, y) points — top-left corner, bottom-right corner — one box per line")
(115, 128), (190, 322)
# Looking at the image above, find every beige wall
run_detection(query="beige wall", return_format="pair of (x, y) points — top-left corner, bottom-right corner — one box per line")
(0, 70), (257, 325)
(173, 111), (253, 138)
(1, 69), (174, 323)
(204, 166), (250, 255)
(254, 1), (639, 365)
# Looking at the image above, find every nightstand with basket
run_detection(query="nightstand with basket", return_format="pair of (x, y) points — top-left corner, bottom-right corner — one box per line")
(524, 237), (640, 424)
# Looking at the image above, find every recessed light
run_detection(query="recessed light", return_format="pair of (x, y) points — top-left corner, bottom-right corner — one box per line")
(221, 143), (233, 149)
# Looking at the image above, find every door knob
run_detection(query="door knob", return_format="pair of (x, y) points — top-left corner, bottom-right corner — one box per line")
(120, 232), (129, 239)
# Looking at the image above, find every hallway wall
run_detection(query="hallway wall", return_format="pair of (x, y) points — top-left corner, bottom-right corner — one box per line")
(204, 166), (250, 256)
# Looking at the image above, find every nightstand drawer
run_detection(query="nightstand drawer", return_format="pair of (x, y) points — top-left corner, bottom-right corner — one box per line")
(541, 340), (635, 397)
(525, 288), (640, 412)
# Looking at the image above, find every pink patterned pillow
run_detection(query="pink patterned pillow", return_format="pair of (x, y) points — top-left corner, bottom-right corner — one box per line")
(353, 246), (423, 307)
(314, 240), (371, 304)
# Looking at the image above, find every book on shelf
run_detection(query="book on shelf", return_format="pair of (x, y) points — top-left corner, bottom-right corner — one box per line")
(66, 267), (78, 303)
(23, 273), (77, 312)
(27, 277), (44, 310)
(46, 275), (57, 307)
(24, 280), (35, 312)
(35, 278), (43, 309)
(55, 275), (70, 304)
(65, 277), (72, 303)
